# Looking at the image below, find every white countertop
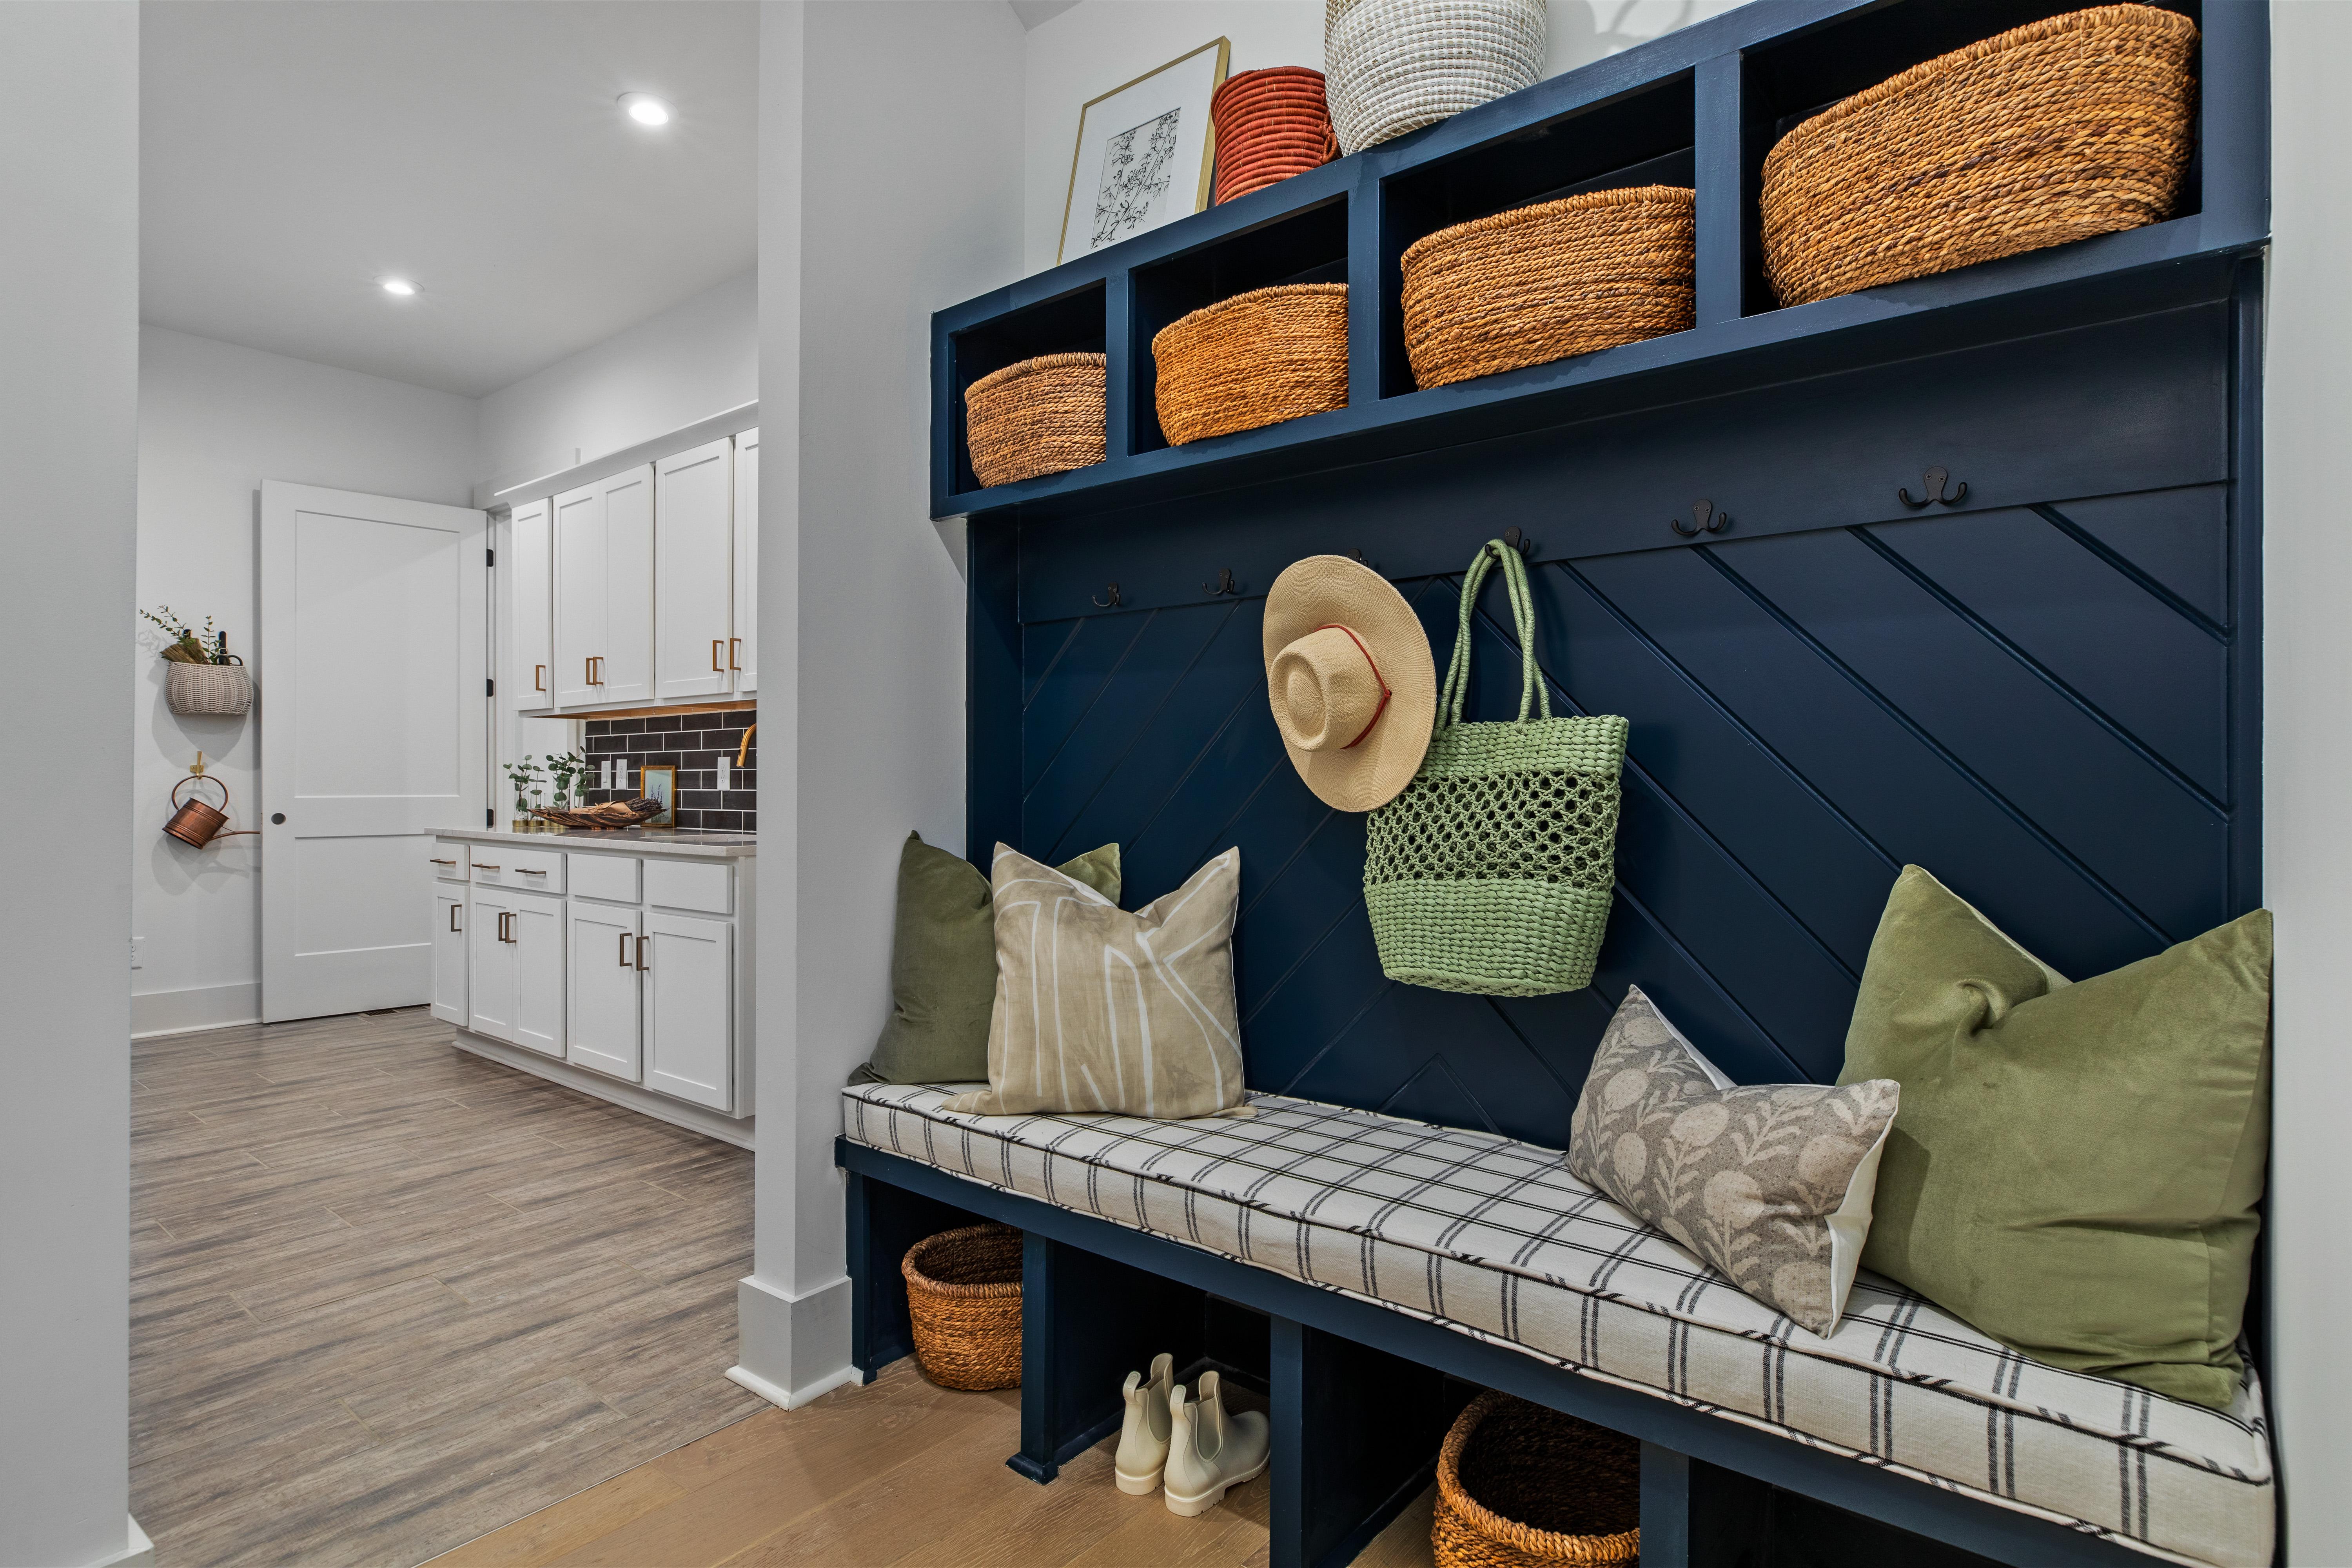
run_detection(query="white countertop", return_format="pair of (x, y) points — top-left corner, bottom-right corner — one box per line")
(435, 826), (756, 860)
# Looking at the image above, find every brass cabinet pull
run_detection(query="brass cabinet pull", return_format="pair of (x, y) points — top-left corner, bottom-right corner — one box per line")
(475, 863), (499, 871)
(428, 857), (456, 865)
(711, 639), (724, 672)
(729, 637), (741, 671)
(517, 867), (546, 875)
(505, 911), (517, 943)
(618, 931), (632, 967)
(636, 935), (650, 972)
(448, 903), (461, 933)
(534, 664), (546, 692)
(587, 655), (603, 686)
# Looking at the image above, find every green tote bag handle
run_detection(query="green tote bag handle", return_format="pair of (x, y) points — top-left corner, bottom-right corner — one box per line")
(1437, 538), (1550, 730)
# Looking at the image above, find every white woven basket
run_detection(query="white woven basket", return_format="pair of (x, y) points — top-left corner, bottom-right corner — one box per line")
(165, 661), (253, 717)
(1324, 0), (1547, 155)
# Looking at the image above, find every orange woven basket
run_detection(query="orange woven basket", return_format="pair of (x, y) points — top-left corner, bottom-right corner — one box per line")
(1760, 4), (2198, 307)
(1432, 1392), (1641, 1568)
(963, 352), (1106, 487)
(902, 1224), (1023, 1392)
(1152, 283), (1348, 446)
(1400, 185), (1695, 389)
(1212, 67), (1340, 204)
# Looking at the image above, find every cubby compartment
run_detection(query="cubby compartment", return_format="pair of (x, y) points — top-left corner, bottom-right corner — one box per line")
(1738, 0), (2202, 315)
(1129, 194), (1349, 454)
(1377, 74), (1695, 399)
(946, 280), (1107, 494)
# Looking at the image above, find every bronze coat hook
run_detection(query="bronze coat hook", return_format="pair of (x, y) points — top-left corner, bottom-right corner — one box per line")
(1203, 567), (1241, 596)
(1091, 582), (1123, 608)
(1501, 527), (1536, 557)
(1900, 466), (1967, 508)
(1670, 499), (1730, 537)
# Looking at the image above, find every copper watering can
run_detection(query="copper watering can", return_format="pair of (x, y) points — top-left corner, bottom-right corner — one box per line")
(164, 768), (258, 849)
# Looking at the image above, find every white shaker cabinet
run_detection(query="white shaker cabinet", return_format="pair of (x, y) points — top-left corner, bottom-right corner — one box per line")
(731, 427), (758, 695)
(567, 901), (644, 1082)
(642, 912), (732, 1109)
(510, 497), (553, 712)
(553, 464), (654, 707)
(432, 888), (468, 1026)
(655, 439), (735, 702)
(468, 886), (565, 1058)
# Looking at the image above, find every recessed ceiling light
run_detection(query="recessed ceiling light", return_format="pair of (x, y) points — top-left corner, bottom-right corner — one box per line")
(379, 277), (418, 297)
(620, 93), (672, 127)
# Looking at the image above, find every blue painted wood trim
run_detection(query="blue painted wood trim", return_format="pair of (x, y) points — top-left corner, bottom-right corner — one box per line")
(965, 508), (1021, 869)
(1691, 53), (1747, 327)
(839, 1139), (2162, 1568)
(1641, 1441), (1694, 1568)
(1011, 1230), (1060, 1482)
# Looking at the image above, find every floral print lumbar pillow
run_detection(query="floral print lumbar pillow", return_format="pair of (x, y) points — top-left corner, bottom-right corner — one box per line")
(1567, 987), (1899, 1337)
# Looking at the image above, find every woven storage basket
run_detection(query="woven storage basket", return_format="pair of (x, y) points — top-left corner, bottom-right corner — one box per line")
(963, 353), (1107, 488)
(902, 1224), (1023, 1391)
(1152, 284), (1347, 446)
(165, 661), (253, 717)
(1401, 185), (1695, 389)
(1325, 0), (1546, 155)
(1212, 68), (1339, 204)
(1760, 4), (2198, 308)
(1434, 1392), (1641, 1568)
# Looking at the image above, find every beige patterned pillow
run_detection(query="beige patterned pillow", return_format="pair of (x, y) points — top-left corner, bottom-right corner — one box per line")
(942, 845), (1244, 1120)
(1567, 987), (1900, 1336)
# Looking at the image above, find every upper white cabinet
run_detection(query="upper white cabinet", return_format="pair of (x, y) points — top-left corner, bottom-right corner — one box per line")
(732, 427), (758, 696)
(553, 464), (654, 707)
(655, 439), (735, 702)
(510, 498), (553, 712)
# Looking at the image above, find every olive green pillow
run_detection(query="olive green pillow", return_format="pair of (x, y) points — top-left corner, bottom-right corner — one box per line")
(1840, 866), (2271, 1408)
(855, 832), (1120, 1085)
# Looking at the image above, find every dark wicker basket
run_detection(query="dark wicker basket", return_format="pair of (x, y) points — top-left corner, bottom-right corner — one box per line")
(1760, 4), (2198, 307)
(964, 353), (1107, 488)
(902, 1224), (1023, 1391)
(1152, 283), (1348, 446)
(1400, 185), (1695, 390)
(1433, 1392), (1641, 1567)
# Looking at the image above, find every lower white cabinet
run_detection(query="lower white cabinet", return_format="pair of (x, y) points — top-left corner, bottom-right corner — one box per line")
(567, 902), (644, 1082)
(643, 912), (732, 1109)
(468, 885), (565, 1059)
(432, 888), (467, 1025)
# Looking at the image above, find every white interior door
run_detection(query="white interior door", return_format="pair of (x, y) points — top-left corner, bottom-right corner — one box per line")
(260, 480), (487, 1023)
(732, 427), (758, 695)
(655, 439), (733, 702)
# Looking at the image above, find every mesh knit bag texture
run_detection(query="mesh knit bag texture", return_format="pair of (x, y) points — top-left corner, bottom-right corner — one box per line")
(1324, 0), (1546, 156)
(1364, 541), (1624, 996)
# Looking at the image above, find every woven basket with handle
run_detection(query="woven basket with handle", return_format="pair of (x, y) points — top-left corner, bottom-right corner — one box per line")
(165, 660), (252, 717)
(1152, 283), (1347, 446)
(1401, 185), (1695, 389)
(1434, 1392), (1641, 1567)
(1325, 0), (1546, 156)
(964, 353), (1107, 488)
(903, 1224), (1023, 1391)
(1760, 4), (2198, 308)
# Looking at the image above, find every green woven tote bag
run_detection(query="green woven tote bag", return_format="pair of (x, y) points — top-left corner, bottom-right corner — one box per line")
(1363, 540), (1628, 996)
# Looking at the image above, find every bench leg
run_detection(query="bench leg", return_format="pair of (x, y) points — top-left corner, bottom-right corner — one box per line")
(1642, 1441), (1692, 1568)
(1012, 1232), (1208, 1484)
(1267, 1316), (1458, 1568)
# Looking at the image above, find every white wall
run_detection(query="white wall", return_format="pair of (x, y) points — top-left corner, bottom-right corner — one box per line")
(735, 0), (1025, 1407)
(1020, 0), (1746, 274)
(133, 327), (476, 1037)
(0, 4), (141, 1565)
(2263, 3), (2349, 1560)
(474, 268), (757, 497)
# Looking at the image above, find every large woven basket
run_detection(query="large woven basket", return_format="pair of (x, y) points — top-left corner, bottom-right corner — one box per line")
(1325, 0), (1546, 155)
(964, 353), (1107, 488)
(1434, 1392), (1641, 1568)
(165, 660), (253, 717)
(903, 1224), (1023, 1391)
(1760, 4), (2198, 308)
(1152, 283), (1347, 446)
(1401, 185), (1696, 389)
(1212, 68), (1339, 205)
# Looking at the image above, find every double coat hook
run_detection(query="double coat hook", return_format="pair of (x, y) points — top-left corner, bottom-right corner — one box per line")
(1670, 499), (1730, 537)
(1203, 567), (1241, 597)
(1091, 582), (1122, 608)
(1900, 466), (1967, 508)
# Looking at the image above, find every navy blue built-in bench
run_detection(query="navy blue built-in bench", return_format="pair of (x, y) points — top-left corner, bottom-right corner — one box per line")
(884, 0), (2277, 1562)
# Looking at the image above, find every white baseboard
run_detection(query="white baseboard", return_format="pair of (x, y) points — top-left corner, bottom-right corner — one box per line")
(87, 1515), (154, 1568)
(733, 1272), (855, 1407)
(451, 1029), (755, 1148)
(131, 982), (260, 1038)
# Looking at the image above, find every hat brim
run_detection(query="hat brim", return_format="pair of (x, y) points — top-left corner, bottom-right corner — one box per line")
(1263, 556), (1436, 813)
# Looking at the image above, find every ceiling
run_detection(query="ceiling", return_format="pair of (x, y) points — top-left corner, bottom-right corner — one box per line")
(140, 2), (759, 398)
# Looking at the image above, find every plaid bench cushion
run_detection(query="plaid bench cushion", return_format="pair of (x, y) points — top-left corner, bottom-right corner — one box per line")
(842, 1083), (2274, 1568)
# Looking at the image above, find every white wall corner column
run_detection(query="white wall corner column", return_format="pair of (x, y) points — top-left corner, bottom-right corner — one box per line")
(0, 3), (141, 1564)
(2264, 4), (2349, 1562)
(736, 0), (1025, 1410)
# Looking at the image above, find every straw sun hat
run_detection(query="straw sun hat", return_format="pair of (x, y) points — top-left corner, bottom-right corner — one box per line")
(1263, 555), (1436, 813)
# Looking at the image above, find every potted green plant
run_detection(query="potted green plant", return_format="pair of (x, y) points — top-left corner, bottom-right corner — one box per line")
(143, 605), (252, 716)
(505, 755), (547, 830)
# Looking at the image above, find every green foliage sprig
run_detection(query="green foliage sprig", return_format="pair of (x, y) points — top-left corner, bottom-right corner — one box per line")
(140, 605), (233, 665)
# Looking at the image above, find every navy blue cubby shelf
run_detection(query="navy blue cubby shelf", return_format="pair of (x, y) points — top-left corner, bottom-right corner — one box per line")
(930, 0), (2267, 523)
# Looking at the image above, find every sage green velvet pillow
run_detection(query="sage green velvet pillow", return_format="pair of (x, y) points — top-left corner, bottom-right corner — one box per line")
(855, 832), (1120, 1085)
(1839, 866), (2271, 1409)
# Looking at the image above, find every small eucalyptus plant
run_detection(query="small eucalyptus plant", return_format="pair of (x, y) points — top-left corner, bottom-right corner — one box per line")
(504, 755), (545, 820)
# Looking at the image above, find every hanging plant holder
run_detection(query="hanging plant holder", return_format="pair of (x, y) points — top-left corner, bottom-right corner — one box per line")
(166, 659), (252, 717)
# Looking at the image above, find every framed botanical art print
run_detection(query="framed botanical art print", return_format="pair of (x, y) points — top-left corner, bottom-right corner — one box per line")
(1057, 38), (1230, 265)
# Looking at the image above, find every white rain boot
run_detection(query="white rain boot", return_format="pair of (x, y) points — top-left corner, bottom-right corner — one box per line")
(1114, 1352), (1175, 1495)
(1161, 1370), (1269, 1517)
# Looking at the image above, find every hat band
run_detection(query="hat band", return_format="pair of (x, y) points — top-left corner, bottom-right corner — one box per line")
(1314, 624), (1391, 748)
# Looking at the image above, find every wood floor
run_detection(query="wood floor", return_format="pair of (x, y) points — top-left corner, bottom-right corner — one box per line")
(131, 1007), (765, 1567)
(433, 1356), (1440, 1568)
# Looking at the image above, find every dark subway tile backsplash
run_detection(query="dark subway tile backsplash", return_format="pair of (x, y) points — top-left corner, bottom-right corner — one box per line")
(582, 707), (755, 833)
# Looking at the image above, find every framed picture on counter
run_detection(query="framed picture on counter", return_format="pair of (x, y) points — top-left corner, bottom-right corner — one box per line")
(641, 764), (676, 828)
(1058, 38), (1230, 265)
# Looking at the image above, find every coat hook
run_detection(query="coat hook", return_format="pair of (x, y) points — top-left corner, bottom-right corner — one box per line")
(1346, 546), (1378, 570)
(1899, 466), (1967, 508)
(1670, 498), (1730, 537)
(1501, 527), (1535, 558)
(1203, 567), (1240, 596)
(1091, 582), (1122, 608)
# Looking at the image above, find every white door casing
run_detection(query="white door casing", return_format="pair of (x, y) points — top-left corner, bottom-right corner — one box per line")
(655, 438), (734, 702)
(260, 480), (486, 1023)
(568, 902), (643, 1081)
(731, 426), (758, 695)
(644, 910), (732, 1110)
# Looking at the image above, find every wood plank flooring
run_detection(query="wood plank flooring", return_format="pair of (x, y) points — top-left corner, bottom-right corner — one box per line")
(432, 1357), (1441, 1568)
(131, 1007), (765, 1568)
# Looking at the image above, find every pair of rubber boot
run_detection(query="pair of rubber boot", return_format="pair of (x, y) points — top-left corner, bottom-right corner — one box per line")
(1113, 1353), (1270, 1516)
